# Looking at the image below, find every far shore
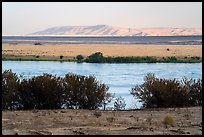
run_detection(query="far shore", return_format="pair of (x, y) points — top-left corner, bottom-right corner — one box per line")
(2, 43), (202, 62)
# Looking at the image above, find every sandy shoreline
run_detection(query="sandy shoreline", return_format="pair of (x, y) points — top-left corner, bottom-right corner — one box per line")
(2, 107), (202, 135)
(2, 44), (202, 58)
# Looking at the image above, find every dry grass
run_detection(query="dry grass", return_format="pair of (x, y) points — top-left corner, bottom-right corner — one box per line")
(2, 44), (202, 58)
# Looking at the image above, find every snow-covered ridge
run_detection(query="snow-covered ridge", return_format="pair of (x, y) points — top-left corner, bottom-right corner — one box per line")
(29, 25), (202, 36)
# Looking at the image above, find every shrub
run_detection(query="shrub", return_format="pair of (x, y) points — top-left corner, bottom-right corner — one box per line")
(60, 56), (63, 59)
(23, 74), (64, 109)
(34, 43), (42, 45)
(163, 115), (174, 128)
(2, 70), (110, 110)
(114, 96), (126, 110)
(2, 70), (21, 110)
(62, 73), (109, 109)
(130, 73), (202, 108)
(181, 77), (202, 106)
(18, 79), (36, 109)
(85, 52), (105, 63)
(76, 55), (84, 62)
(130, 73), (156, 108)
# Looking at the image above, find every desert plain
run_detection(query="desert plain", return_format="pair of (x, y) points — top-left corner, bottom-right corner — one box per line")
(2, 43), (202, 59)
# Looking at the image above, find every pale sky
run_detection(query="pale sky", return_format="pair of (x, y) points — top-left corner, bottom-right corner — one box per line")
(2, 2), (202, 35)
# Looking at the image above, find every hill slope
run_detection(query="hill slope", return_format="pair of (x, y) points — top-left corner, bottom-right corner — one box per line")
(29, 25), (202, 36)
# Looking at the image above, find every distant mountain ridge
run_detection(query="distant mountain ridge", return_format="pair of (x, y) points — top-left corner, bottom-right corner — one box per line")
(29, 25), (202, 36)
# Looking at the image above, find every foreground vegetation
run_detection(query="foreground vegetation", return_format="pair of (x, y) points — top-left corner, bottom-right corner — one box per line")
(2, 70), (202, 111)
(130, 73), (202, 108)
(2, 70), (110, 110)
(2, 52), (202, 63)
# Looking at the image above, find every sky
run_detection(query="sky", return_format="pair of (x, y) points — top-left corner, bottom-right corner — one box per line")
(2, 2), (202, 35)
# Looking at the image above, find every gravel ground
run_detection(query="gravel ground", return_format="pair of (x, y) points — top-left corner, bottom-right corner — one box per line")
(2, 106), (202, 135)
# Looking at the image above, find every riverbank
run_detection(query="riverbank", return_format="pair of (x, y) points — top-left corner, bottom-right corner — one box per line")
(2, 44), (202, 63)
(2, 106), (202, 135)
(2, 54), (202, 63)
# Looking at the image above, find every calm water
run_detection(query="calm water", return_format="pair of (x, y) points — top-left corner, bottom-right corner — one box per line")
(2, 61), (202, 109)
(2, 36), (202, 45)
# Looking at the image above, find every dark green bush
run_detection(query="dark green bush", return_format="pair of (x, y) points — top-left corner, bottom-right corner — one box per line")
(19, 74), (64, 109)
(85, 52), (157, 63)
(18, 79), (36, 109)
(85, 52), (105, 63)
(62, 73), (109, 109)
(76, 55), (84, 62)
(130, 73), (202, 108)
(2, 70), (110, 110)
(2, 70), (21, 110)
(34, 43), (42, 45)
(181, 77), (202, 106)
(60, 56), (63, 59)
